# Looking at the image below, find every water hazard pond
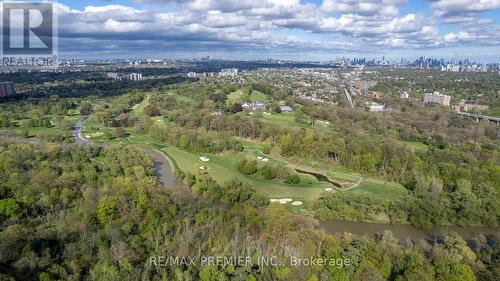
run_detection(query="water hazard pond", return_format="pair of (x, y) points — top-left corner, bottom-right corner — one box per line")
(319, 220), (500, 240)
(295, 169), (342, 187)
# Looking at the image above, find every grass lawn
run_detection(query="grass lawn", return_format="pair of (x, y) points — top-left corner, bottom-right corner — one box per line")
(130, 95), (150, 118)
(238, 111), (334, 132)
(237, 111), (313, 130)
(226, 90), (269, 106)
(161, 146), (331, 204)
(350, 177), (408, 201)
(249, 90), (268, 102)
(401, 141), (428, 151)
(261, 112), (312, 129)
(11, 114), (80, 139)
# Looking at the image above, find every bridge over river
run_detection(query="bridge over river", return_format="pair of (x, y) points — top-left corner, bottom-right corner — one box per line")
(457, 112), (500, 125)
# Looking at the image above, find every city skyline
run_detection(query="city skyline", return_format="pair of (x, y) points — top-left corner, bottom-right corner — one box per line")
(12, 0), (500, 61)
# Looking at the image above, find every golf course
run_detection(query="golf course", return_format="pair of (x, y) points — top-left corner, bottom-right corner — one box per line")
(80, 89), (408, 211)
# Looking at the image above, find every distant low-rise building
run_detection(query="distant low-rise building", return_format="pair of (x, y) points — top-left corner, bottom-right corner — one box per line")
(187, 72), (197, 78)
(129, 73), (143, 81)
(280, 106), (294, 112)
(242, 102), (266, 110)
(0, 82), (15, 97)
(354, 80), (377, 92)
(400, 91), (409, 99)
(219, 68), (238, 77)
(107, 72), (123, 81)
(364, 101), (385, 112)
(453, 101), (489, 113)
(424, 91), (451, 107)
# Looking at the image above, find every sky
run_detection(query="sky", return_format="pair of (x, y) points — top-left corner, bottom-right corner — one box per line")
(44, 0), (500, 61)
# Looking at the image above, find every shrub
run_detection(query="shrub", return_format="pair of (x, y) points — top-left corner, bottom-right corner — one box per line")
(262, 144), (271, 154)
(238, 157), (257, 175)
(0, 198), (21, 218)
(284, 172), (300, 184)
(116, 127), (127, 138)
(262, 164), (277, 179)
(241, 160), (257, 175)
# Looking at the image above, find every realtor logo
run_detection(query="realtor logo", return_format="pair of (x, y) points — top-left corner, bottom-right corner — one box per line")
(1, 2), (55, 55)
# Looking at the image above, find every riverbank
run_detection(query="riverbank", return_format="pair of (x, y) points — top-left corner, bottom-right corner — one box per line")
(319, 220), (500, 240)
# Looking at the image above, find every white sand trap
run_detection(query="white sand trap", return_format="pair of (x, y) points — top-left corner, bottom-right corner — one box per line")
(270, 198), (293, 205)
(199, 166), (206, 170)
(261, 158), (269, 162)
(264, 112), (272, 115)
(156, 119), (162, 122)
(249, 112), (254, 115)
(132, 103), (140, 109)
(199, 157), (210, 162)
(324, 188), (334, 192)
(84, 135), (91, 138)
(291, 201), (303, 206)
(90, 132), (104, 137)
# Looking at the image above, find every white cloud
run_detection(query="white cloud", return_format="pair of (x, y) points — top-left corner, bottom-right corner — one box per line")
(46, 0), (499, 57)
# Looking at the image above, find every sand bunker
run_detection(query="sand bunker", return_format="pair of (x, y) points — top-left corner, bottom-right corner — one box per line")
(324, 188), (334, 192)
(199, 156), (210, 162)
(90, 132), (104, 137)
(199, 166), (206, 170)
(269, 198), (294, 205)
(291, 201), (303, 206)
(257, 156), (264, 160)
(261, 158), (269, 162)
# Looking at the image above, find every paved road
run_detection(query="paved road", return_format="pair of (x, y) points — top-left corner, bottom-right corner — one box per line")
(72, 117), (185, 191)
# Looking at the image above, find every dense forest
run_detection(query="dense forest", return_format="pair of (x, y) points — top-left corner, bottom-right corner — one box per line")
(0, 141), (499, 280)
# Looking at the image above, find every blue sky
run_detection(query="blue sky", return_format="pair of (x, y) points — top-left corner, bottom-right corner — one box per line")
(52, 0), (500, 62)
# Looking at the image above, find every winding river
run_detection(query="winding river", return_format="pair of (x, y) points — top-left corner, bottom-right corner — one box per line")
(72, 117), (184, 191)
(319, 220), (500, 241)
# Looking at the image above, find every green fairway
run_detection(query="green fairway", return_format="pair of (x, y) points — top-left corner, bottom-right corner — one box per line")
(350, 177), (408, 201)
(161, 146), (332, 203)
(261, 112), (311, 128)
(130, 94), (150, 118)
(11, 114), (80, 139)
(226, 90), (269, 106)
(81, 116), (117, 142)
